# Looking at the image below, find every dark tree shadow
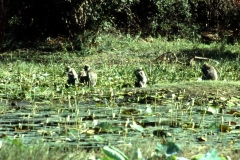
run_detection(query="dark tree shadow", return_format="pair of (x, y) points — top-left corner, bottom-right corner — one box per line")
(180, 42), (240, 61)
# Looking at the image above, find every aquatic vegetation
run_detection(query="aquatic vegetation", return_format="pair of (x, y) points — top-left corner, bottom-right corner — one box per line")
(0, 34), (240, 159)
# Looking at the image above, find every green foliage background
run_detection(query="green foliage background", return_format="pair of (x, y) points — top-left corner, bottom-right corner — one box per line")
(0, 0), (240, 51)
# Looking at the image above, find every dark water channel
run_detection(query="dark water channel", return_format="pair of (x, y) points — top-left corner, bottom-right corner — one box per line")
(0, 95), (240, 151)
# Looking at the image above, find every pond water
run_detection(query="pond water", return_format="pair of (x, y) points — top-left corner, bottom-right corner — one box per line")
(0, 90), (240, 151)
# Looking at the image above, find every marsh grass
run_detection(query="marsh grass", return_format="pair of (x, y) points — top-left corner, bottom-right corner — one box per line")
(0, 141), (102, 160)
(0, 60), (239, 101)
(0, 138), (239, 160)
(0, 33), (240, 159)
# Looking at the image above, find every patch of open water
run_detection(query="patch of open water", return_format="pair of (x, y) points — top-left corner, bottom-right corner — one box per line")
(0, 97), (240, 151)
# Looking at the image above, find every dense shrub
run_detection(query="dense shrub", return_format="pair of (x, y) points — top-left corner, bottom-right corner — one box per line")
(0, 0), (240, 51)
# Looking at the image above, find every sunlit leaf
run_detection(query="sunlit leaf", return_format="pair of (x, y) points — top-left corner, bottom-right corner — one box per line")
(186, 128), (198, 133)
(146, 105), (152, 114)
(219, 97), (227, 101)
(93, 97), (101, 101)
(165, 155), (177, 160)
(226, 101), (235, 107)
(207, 106), (220, 114)
(84, 129), (97, 135)
(130, 121), (144, 132)
(199, 148), (223, 160)
(41, 73), (50, 77)
(118, 95), (125, 100)
(94, 135), (104, 142)
(102, 146), (129, 160)
(96, 103), (106, 107)
(132, 148), (143, 160)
